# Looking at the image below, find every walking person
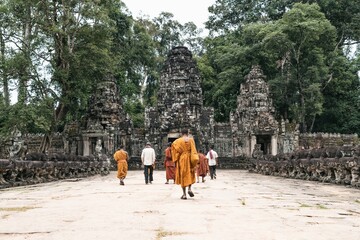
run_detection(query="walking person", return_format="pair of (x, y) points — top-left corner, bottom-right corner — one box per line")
(206, 145), (218, 180)
(196, 151), (209, 183)
(164, 142), (175, 184)
(113, 145), (129, 186)
(171, 129), (199, 200)
(141, 142), (156, 184)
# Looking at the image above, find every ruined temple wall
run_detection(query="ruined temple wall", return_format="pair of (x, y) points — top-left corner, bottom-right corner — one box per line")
(130, 128), (146, 157)
(213, 123), (233, 157)
(299, 133), (358, 149)
(278, 132), (298, 154)
(25, 133), (64, 154)
(199, 107), (215, 150)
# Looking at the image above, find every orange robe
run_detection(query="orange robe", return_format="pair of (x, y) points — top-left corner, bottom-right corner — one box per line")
(171, 136), (198, 187)
(196, 153), (208, 177)
(164, 147), (176, 180)
(113, 149), (128, 179)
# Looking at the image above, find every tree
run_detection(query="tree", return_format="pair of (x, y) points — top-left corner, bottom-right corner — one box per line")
(206, 0), (295, 34)
(201, 3), (341, 131)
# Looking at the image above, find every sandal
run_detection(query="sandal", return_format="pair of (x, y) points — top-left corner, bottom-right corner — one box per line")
(188, 190), (194, 197)
(181, 195), (187, 200)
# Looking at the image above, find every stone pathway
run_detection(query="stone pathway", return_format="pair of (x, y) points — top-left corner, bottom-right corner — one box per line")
(0, 170), (359, 240)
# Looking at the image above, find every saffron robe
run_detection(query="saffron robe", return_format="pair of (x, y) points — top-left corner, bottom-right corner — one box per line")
(114, 149), (128, 179)
(171, 136), (198, 187)
(164, 147), (175, 180)
(196, 153), (208, 177)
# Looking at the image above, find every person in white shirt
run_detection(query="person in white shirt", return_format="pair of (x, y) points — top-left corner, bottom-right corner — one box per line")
(141, 142), (156, 184)
(206, 145), (218, 180)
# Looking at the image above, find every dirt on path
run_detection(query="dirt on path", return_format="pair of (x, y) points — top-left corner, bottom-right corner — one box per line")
(0, 170), (359, 240)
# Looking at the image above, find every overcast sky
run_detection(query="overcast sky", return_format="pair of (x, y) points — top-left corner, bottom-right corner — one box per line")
(121, 0), (216, 31)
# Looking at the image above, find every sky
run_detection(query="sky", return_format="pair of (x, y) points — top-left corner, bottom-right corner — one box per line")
(121, 0), (217, 32)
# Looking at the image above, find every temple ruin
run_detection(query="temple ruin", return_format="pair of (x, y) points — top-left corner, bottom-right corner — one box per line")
(0, 46), (359, 189)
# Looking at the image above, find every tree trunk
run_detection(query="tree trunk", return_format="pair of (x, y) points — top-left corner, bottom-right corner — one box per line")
(17, 5), (32, 104)
(309, 114), (316, 133)
(0, 29), (9, 106)
(300, 94), (307, 133)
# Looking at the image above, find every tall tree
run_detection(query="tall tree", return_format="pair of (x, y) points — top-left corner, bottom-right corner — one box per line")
(206, 0), (360, 46)
(201, 3), (340, 132)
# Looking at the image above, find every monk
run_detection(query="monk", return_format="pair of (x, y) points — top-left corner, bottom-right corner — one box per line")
(164, 142), (175, 184)
(196, 152), (209, 183)
(171, 129), (199, 200)
(113, 145), (129, 186)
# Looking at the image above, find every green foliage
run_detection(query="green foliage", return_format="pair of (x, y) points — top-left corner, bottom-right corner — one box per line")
(200, 3), (343, 131)
(313, 53), (360, 134)
(124, 100), (144, 128)
(1, 0), (359, 143)
(0, 99), (53, 136)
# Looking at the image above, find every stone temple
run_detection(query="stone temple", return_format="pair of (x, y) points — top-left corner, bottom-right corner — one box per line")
(144, 47), (296, 158)
(2, 46), (358, 161)
(145, 46), (208, 152)
(1, 46), (359, 189)
(230, 65), (279, 156)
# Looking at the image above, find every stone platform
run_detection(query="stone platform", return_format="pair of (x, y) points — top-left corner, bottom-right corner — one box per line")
(0, 170), (359, 240)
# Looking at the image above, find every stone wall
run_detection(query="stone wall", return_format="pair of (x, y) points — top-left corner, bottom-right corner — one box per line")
(0, 153), (110, 189)
(25, 133), (64, 154)
(213, 123), (233, 157)
(249, 146), (360, 188)
(299, 133), (358, 149)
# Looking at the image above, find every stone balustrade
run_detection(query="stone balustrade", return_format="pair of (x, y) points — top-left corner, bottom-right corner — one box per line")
(249, 146), (360, 188)
(0, 153), (111, 189)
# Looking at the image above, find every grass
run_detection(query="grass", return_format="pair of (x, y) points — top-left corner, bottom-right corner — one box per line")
(299, 203), (312, 208)
(298, 203), (328, 209)
(316, 204), (328, 209)
(1, 214), (10, 219)
(355, 199), (360, 204)
(0, 206), (37, 212)
(155, 228), (186, 240)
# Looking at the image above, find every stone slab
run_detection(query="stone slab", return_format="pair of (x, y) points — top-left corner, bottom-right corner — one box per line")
(0, 170), (359, 240)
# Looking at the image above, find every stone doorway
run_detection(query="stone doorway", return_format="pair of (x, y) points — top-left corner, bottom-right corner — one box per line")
(256, 135), (271, 155)
(167, 132), (180, 144)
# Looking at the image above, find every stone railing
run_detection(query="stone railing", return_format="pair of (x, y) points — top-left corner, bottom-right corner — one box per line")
(0, 153), (111, 189)
(249, 146), (360, 188)
(218, 156), (252, 169)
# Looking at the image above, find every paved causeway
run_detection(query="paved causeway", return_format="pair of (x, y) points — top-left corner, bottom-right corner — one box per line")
(0, 170), (359, 240)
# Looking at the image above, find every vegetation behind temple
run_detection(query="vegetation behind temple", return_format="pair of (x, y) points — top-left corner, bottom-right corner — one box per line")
(0, 0), (359, 142)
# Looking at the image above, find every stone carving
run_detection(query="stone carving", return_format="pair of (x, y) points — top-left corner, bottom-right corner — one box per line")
(250, 146), (360, 188)
(144, 46), (210, 155)
(9, 130), (27, 160)
(95, 139), (103, 156)
(252, 144), (264, 159)
(230, 65), (279, 157)
(0, 153), (110, 189)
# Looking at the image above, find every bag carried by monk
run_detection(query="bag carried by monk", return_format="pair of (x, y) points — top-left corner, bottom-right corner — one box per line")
(190, 152), (199, 169)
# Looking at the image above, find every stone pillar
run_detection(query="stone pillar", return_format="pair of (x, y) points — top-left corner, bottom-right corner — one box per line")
(102, 136), (108, 154)
(250, 135), (257, 156)
(83, 137), (89, 156)
(271, 135), (277, 156)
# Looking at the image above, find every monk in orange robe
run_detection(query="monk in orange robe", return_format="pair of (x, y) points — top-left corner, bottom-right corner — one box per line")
(113, 145), (129, 186)
(171, 129), (198, 200)
(196, 152), (208, 183)
(164, 142), (175, 184)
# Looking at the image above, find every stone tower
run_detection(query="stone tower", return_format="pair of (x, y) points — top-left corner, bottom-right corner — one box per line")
(145, 46), (206, 153)
(81, 74), (132, 156)
(231, 65), (279, 156)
